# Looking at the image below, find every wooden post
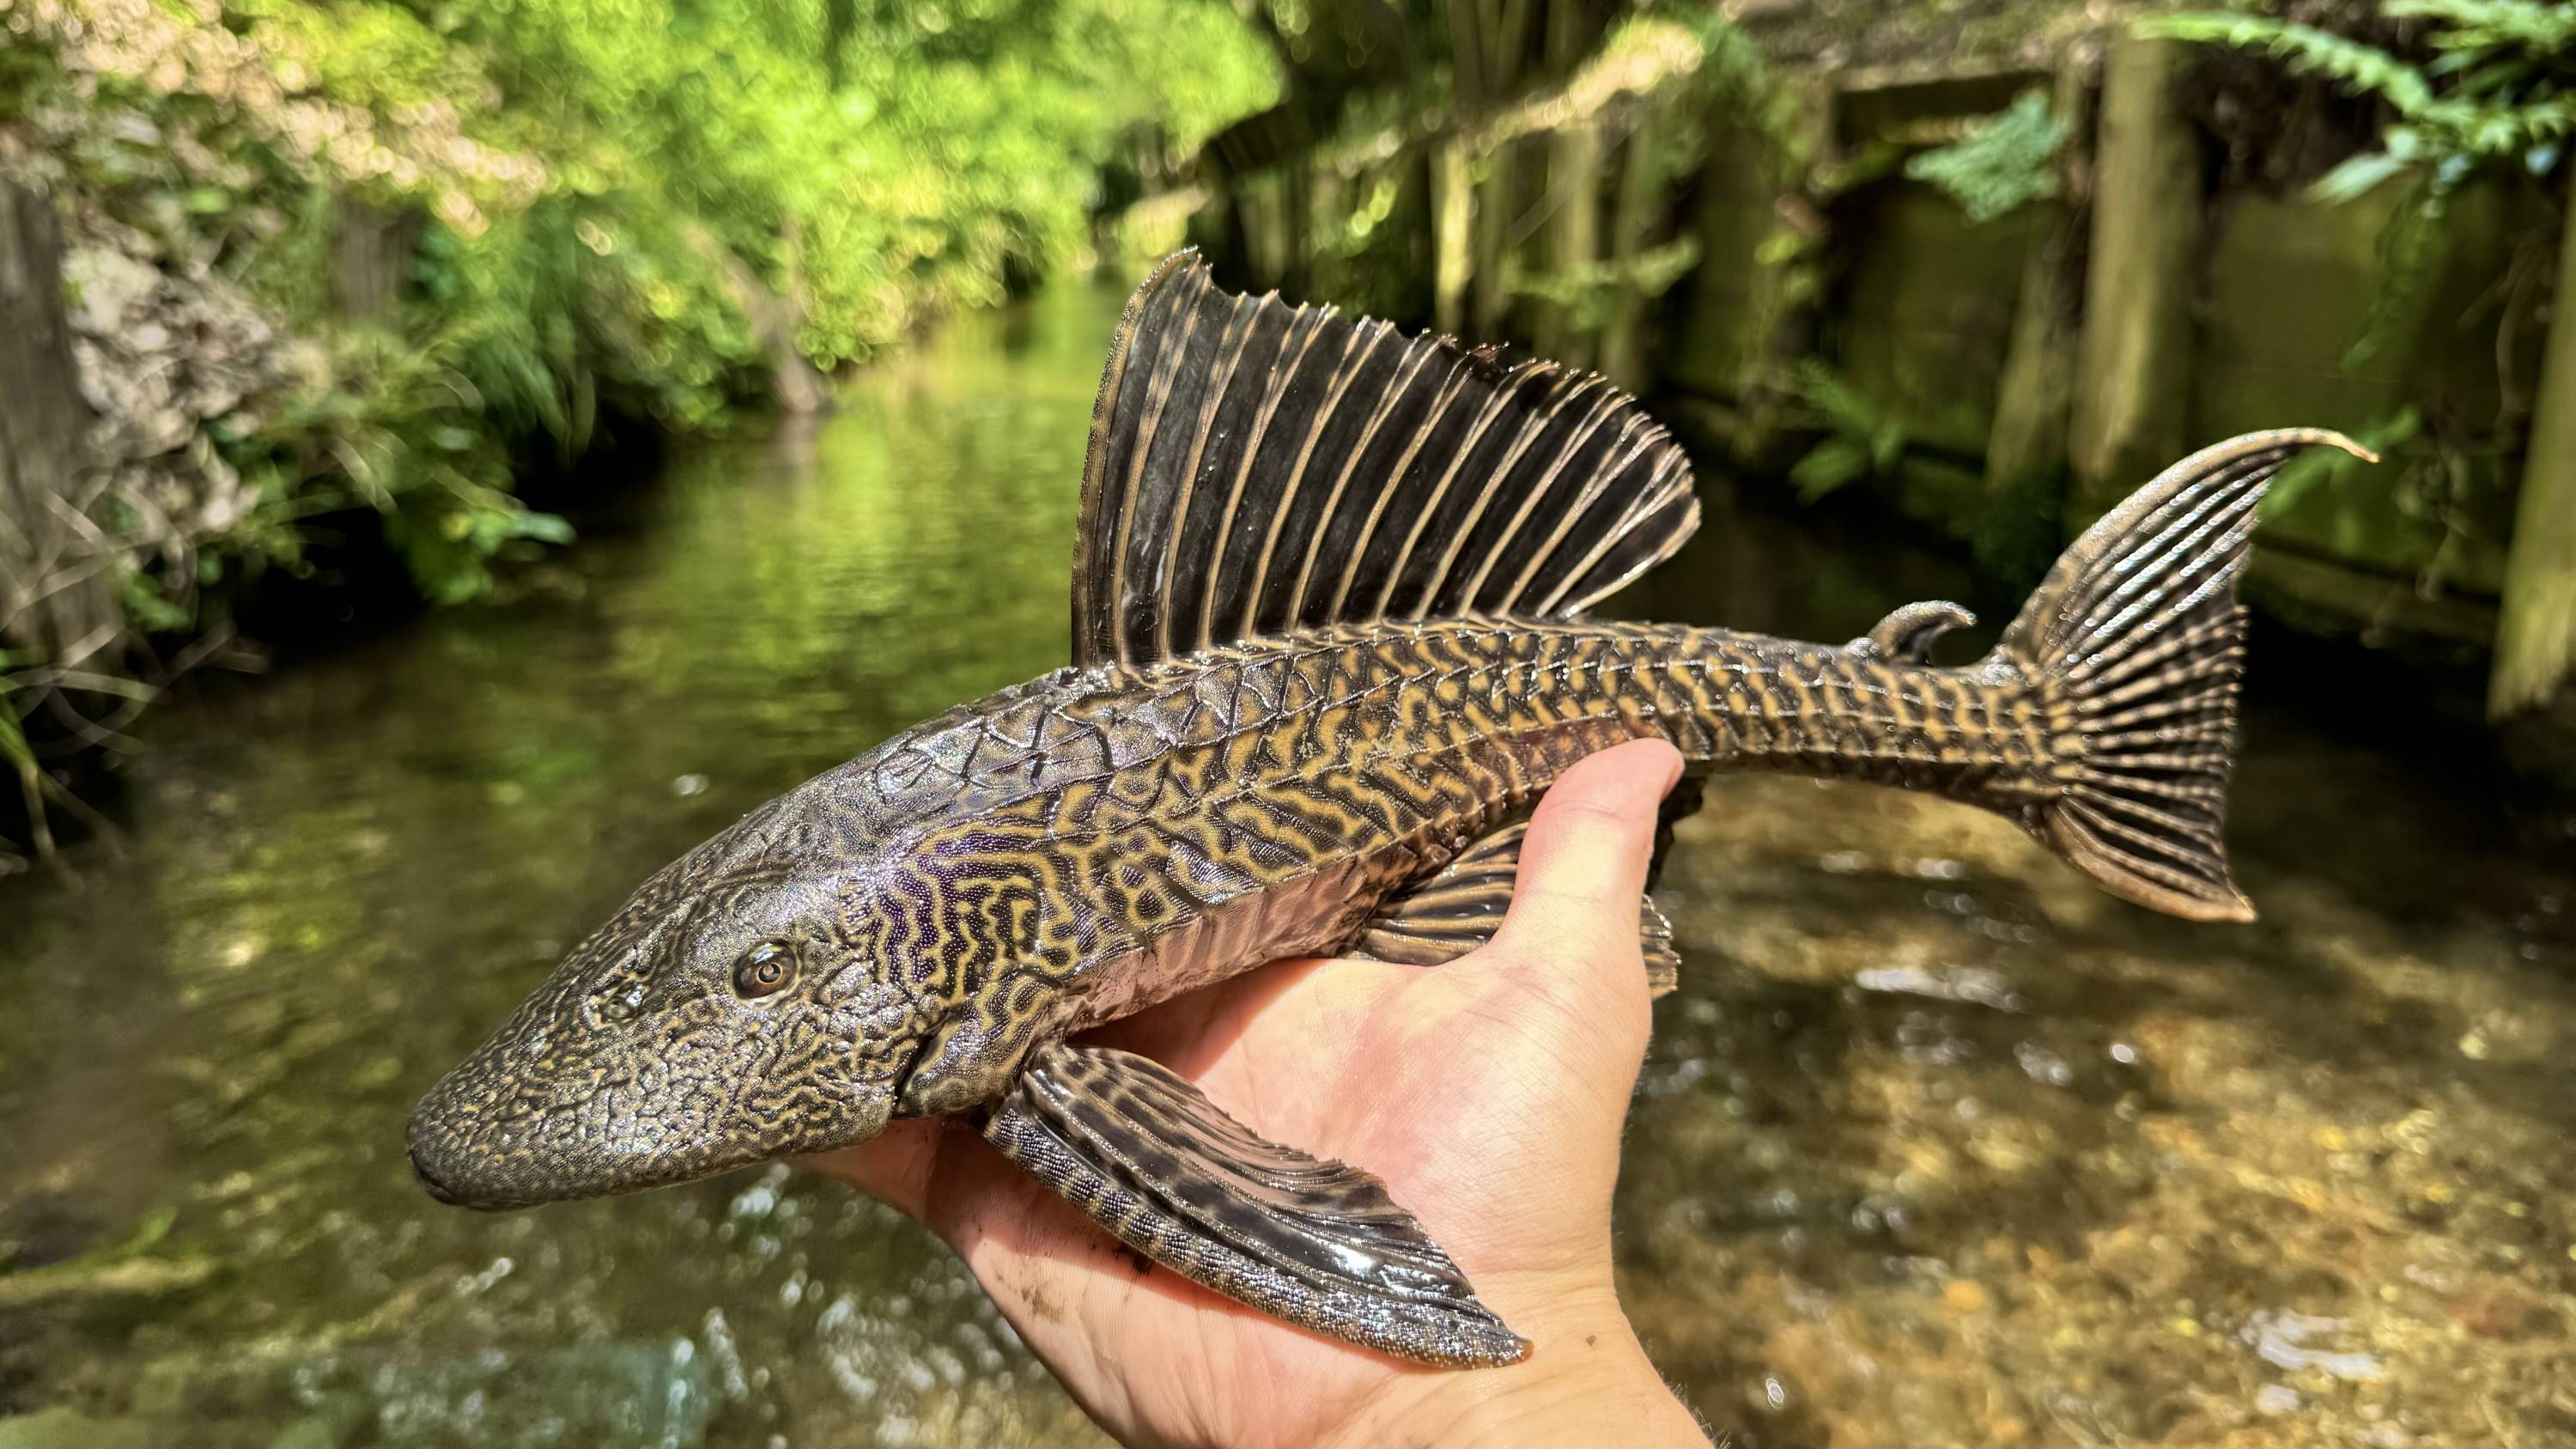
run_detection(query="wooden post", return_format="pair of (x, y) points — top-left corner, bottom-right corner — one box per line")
(1432, 137), (1473, 336)
(0, 173), (110, 672)
(2070, 36), (2201, 511)
(1469, 145), (1513, 341)
(1987, 216), (2081, 495)
(2491, 205), (2576, 721)
(1984, 63), (2094, 503)
(1665, 76), (1834, 464)
(0, 170), (110, 852)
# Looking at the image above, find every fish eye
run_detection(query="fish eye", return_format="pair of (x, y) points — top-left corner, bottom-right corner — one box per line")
(732, 940), (798, 1000)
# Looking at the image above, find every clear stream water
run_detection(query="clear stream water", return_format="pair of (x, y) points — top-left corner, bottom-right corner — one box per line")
(3, 283), (2573, 1448)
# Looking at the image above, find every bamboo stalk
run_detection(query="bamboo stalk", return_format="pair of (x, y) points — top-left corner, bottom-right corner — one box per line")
(1598, 102), (1660, 389)
(1539, 119), (1601, 368)
(1309, 163), (1345, 299)
(1432, 137), (1473, 336)
(1492, 0), (1532, 103)
(1448, 0), (1486, 107)
(1470, 146), (1512, 339)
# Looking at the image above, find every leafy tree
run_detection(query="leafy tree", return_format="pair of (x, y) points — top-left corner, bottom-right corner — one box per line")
(0, 0), (1280, 855)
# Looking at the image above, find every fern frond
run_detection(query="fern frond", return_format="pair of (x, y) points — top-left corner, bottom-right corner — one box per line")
(1905, 90), (2069, 223)
(2383, 0), (2576, 55)
(2147, 15), (2439, 113)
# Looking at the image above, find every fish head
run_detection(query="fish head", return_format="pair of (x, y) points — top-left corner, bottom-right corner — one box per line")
(407, 792), (929, 1209)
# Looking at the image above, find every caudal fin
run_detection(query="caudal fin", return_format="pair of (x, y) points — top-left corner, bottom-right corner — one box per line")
(1994, 429), (2374, 922)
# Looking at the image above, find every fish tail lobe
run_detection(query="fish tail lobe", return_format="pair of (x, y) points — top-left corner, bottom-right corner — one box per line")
(1990, 428), (2374, 922)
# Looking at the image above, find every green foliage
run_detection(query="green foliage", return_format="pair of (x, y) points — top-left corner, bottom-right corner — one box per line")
(1646, 1), (1807, 167)
(1510, 239), (1702, 329)
(32, 0), (1274, 575)
(1, 0), (1280, 852)
(2151, 3), (2572, 374)
(1905, 90), (2069, 223)
(2257, 406), (2515, 600)
(2148, 3), (2576, 198)
(0, 15), (64, 120)
(1788, 360), (1908, 502)
(231, 322), (585, 606)
(39, 0), (1281, 528)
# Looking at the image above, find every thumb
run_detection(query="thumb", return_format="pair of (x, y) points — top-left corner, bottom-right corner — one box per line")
(1490, 737), (1685, 972)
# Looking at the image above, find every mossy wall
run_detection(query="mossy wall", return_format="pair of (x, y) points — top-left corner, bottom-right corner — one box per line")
(1831, 183), (2039, 460)
(2196, 180), (2542, 598)
(1173, 30), (2559, 658)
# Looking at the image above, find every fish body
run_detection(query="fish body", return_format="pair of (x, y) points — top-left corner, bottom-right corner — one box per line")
(410, 254), (2370, 1367)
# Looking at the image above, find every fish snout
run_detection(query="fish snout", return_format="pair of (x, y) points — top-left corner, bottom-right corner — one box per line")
(408, 1134), (471, 1208)
(406, 1050), (902, 1209)
(406, 1068), (534, 1211)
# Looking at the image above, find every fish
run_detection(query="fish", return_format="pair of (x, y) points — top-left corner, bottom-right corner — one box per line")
(407, 252), (2372, 1367)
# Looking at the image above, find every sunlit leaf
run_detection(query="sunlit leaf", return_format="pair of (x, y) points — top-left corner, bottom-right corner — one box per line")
(2309, 149), (2410, 203)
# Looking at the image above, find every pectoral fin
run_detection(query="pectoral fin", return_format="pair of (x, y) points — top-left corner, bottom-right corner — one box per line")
(1350, 819), (1686, 995)
(983, 1040), (1528, 1367)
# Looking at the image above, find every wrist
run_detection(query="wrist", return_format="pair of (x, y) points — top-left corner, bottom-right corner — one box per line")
(1326, 1284), (1707, 1448)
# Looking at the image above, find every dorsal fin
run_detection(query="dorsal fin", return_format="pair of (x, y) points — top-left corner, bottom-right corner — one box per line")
(1071, 253), (1700, 668)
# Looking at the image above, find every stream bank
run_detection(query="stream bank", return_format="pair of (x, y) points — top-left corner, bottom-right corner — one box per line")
(5, 279), (2573, 1449)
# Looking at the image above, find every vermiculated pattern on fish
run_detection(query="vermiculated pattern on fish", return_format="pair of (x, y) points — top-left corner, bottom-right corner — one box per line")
(410, 253), (2372, 1367)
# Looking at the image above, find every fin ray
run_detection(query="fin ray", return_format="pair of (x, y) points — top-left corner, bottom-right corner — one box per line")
(1349, 819), (1685, 997)
(1996, 428), (2373, 922)
(985, 1041), (1528, 1367)
(1071, 254), (1699, 668)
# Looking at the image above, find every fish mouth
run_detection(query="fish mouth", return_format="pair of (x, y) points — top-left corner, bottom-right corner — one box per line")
(404, 1052), (685, 1210)
(408, 1136), (476, 1209)
(404, 1076), (574, 1211)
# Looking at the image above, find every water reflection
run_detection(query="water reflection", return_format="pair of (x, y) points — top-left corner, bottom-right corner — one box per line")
(4, 280), (2574, 1447)
(0, 287), (1109, 1448)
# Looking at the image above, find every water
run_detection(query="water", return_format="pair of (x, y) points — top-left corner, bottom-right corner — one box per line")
(4, 282), (2573, 1447)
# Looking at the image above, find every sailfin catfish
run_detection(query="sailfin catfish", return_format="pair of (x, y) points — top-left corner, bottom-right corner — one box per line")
(409, 253), (2372, 1366)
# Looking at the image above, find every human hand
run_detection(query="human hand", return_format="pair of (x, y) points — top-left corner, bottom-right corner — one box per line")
(801, 738), (1708, 1447)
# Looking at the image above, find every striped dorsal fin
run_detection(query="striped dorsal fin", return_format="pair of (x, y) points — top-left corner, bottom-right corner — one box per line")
(1069, 252), (1700, 669)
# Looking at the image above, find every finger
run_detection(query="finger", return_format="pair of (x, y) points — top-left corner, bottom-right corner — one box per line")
(793, 1117), (946, 1222)
(1490, 737), (1684, 967)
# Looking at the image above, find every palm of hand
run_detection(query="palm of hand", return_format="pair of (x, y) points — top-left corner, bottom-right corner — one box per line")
(803, 740), (1682, 1448)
